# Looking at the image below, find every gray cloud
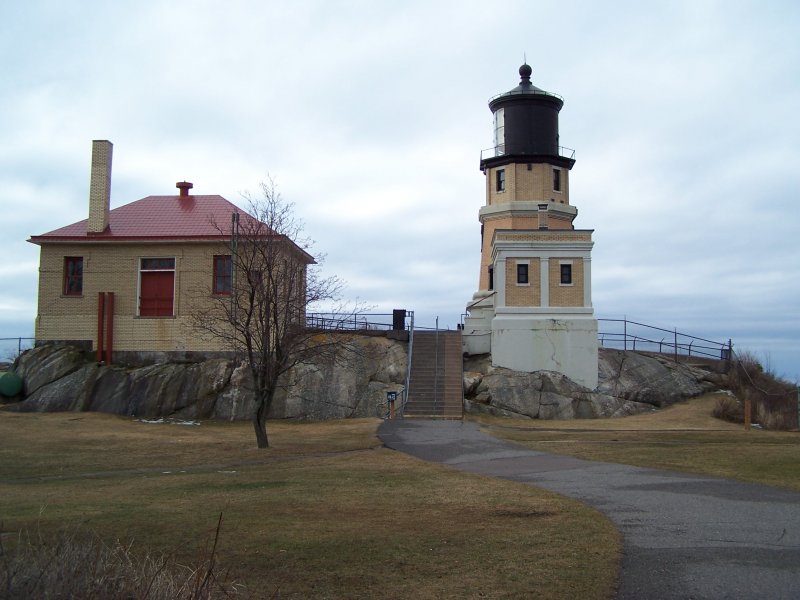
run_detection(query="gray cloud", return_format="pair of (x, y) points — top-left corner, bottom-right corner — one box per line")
(2, 1), (798, 379)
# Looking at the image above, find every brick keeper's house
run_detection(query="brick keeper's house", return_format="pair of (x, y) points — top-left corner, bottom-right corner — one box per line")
(29, 140), (314, 364)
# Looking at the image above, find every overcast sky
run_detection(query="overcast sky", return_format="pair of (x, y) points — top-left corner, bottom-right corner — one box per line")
(2, 1), (798, 381)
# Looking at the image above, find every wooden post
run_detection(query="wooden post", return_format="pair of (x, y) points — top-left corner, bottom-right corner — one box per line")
(105, 292), (114, 366)
(744, 389), (751, 432)
(96, 292), (105, 362)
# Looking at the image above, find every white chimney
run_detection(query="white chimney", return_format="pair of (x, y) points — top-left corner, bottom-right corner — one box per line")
(87, 140), (113, 234)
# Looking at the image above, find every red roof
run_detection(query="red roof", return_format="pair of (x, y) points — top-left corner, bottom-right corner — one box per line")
(31, 195), (247, 242)
(29, 193), (315, 263)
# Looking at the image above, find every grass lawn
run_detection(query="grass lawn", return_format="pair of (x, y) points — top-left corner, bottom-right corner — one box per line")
(0, 411), (619, 599)
(477, 392), (800, 492)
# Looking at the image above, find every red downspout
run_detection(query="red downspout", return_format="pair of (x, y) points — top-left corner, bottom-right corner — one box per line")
(97, 292), (105, 362)
(105, 292), (114, 366)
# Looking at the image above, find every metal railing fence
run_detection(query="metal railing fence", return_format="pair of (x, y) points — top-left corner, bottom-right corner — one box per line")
(597, 318), (731, 362)
(480, 145), (576, 161)
(305, 312), (411, 332)
(0, 337), (35, 361)
(399, 311), (414, 418)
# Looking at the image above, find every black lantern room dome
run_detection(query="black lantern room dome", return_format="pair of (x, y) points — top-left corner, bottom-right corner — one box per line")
(489, 63), (562, 106)
(481, 63), (574, 171)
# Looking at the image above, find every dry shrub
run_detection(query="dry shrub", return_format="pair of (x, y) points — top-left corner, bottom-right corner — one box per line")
(729, 351), (797, 430)
(712, 395), (743, 423)
(0, 516), (250, 599)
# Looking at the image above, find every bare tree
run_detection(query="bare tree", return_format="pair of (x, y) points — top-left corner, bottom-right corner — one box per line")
(192, 179), (352, 448)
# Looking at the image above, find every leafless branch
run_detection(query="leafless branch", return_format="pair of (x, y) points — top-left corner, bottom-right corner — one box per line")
(189, 178), (362, 447)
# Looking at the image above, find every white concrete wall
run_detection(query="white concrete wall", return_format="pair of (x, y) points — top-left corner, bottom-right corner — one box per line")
(463, 291), (495, 355)
(491, 313), (599, 389)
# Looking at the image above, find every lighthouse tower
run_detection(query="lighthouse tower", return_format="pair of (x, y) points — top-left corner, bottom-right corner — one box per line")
(463, 63), (598, 389)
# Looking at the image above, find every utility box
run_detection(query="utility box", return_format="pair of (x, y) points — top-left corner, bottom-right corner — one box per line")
(392, 309), (406, 331)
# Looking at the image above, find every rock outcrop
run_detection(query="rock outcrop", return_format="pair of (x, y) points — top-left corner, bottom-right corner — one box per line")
(7, 336), (407, 421)
(7, 340), (729, 422)
(270, 336), (407, 420)
(14, 344), (87, 396)
(463, 348), (728, 419)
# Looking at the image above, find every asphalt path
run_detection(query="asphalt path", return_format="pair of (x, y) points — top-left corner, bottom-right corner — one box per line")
(378, 419), (800, 599)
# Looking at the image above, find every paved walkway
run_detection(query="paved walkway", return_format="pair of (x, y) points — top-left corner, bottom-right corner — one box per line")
(378, 419), (800, 600)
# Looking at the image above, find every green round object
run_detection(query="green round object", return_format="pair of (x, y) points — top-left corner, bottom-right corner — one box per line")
(0, 371), (23, 397)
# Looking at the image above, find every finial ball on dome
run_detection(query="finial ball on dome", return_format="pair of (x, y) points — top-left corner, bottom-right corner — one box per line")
(519, 63), (532, 78)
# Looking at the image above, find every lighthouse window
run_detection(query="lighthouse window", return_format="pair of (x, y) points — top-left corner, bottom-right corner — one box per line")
(553, 168), (562, 192)
(493, 107), (505, 154)
(560, 262), (573, 285)
(496, 169), (506, 192)
(516, 262), (529, 285)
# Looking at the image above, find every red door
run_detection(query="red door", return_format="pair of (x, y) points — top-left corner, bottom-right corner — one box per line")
(140, 271), (174, 316)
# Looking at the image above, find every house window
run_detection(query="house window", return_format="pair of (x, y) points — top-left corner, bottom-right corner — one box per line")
(553, 168), (561, 192)
(63, 256), (83, 296)
(496, 169), (505, 192)
(213, 255), (232, 295)
(517, 262), (529, 285)
(560, 262), (573, 285)
(139, 257), (175, 317)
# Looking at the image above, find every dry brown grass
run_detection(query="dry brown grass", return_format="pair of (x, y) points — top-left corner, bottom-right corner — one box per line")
(0, 411), (620, 599)
(0, 412), (381, 480)
(481, 393), (800, 491)
(473, 393), (743, 432)
(0, 518), (243, 599)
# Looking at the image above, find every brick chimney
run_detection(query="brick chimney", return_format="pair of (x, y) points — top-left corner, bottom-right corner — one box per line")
(176, 181), (193, 197)
(87, 140), (113, 234)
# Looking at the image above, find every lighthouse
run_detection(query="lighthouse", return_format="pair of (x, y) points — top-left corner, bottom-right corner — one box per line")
(463, 63), (598, 389)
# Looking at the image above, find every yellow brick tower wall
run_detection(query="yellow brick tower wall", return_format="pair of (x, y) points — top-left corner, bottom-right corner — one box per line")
(485, 163), (569, 206)
(548, 258), (585, 307)
(505, 258), (541, 306)
(479, 215), (537, 290)
(479, 162), (574, 290)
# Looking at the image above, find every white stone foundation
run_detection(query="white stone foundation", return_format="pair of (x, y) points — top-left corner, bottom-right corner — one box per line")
(490, 313), (599, 389)
(462, 291), (495, 355)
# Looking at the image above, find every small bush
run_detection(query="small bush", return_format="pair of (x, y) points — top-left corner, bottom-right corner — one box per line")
(712, 395), (743, 423)
(728, 351), (797, 430)
(0, 520), (247, 599)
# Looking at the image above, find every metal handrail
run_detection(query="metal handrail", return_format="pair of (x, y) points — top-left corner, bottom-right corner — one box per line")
(0, 337), (35, 359)
(399, 311), (415, 417)
(465, 291), (497, 312)
(597, 318), (732, 362)
(480, 145), (576, 161)
(434, 317), (440, 414)
(488, 87), (564, 103)
(305, 312), (410, 332)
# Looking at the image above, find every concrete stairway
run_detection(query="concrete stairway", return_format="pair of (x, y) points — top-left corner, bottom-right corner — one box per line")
(403, 330), (463, 418)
